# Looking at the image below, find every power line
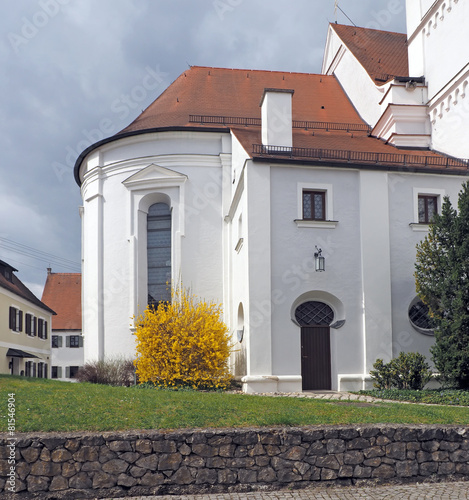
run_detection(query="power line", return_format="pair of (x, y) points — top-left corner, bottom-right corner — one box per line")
(0, 237), (81, 272)
(337, 5), (357, 27)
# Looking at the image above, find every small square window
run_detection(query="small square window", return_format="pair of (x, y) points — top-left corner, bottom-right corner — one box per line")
(303, 191), (326, 221)
(418, 195), (438, 223)
(69, 335), (81, 348)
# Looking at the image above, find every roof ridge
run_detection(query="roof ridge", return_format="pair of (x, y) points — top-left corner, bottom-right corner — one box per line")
(331, 22), (406, 37)
(188, 65), (330, 77)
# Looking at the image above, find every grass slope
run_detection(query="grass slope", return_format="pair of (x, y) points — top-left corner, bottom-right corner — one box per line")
(1, 376), (468, 433)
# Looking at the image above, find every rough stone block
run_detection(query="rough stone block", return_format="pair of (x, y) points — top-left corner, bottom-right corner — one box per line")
(30, 461), (61, 477)
(320, 468), (338, 480)
(206, 456), (225, 469)
(92, 471), (117, 489)
(344, 451), (364, 465)
(81, 461), (102, 472)
(102, 458), (129, 474)
(195, 468), (218, 485)
(439, 441), (460, 452)
(117, 473), (138, 487)
(353, 465), (372, 478)
(218, 469), (237, 484)
(26, 475), (50, 493)
(450, 449), (469, 462)
(422, 441), (440, 452)
(74, 446), (99, 463)
(153, 440), (177, 453)
(255, 455), (271, 467)
(372, 464), (395, 479)
(307, 442), (326, 456)
(64, 439), (80, 453)
(316, 455), (340, 470)
(139, 471), (165, 486)
(280, 446), (306, 461)
(49, 475), (69, 491)
(259, 433), (282, 445)
(69, 471), (93, 489)
(108, 440), (133, 452)
(327, 439), (345, 454)
(396, 460), (418, 477)
(42, 438), (66, 450)
(135, 439), (153, 454)
(51, 448), (72, 462)
(258, 466), (276, 482)
(338, 465), (353, 478)
(386, 442), (407, 460)
(363, 446), (385, 458)
(278, 469), (302, 482)
(347, 437), (371, 450)
(438, 462), (456, 475)
(135, 454), (159, 471)
(158, 453), (182, 471)
(192, 443), (216, 458)
(172, 466), (194, 485)
(419, 462), (438, 476)
(20, 447), (41, 463)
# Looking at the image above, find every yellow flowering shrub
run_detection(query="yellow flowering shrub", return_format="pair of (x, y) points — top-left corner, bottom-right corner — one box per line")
(134, 287), (233, 389)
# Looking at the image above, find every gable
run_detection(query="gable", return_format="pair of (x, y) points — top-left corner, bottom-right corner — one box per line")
(123, 163), (187, 190)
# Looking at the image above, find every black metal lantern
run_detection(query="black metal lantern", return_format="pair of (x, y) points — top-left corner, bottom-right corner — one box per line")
(314, 246), (325, 272)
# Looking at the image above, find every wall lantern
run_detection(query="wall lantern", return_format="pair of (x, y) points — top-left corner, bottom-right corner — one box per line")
(314, 246), (325, 272)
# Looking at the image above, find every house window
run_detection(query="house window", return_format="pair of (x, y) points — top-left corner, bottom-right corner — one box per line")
(303, 191), (326, 220)
(51, 366), (62, 379)
(147, 202), (172, 308)
(25, 361), (36, 377)
(9, 307), (23, 332)
(37, 319), (48, 339)
(66, 335), (83, 348)
(66, 366), (80, 378)
(418, 195), (438, 223)
(52, 335), (62, 348)
(25, 314), (37, 336)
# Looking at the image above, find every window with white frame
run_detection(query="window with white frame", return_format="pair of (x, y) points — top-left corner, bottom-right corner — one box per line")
(37, 319), (48, 340)
(295, 183), (337, 228)
(412, 188), (445, 230)
(25, 313), (37, 337)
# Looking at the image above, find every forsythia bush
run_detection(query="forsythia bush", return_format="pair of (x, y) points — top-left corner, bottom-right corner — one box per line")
(134, 287), (233, 389)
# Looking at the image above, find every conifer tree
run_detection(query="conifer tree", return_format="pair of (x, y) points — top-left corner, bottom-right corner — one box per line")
(415, 181), (469, 388)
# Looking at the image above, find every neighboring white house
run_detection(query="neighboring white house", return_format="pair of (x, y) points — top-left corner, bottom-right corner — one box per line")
(74, 0), (469, 393)
(41, 269), (83, 381)
(0, 260), (54, 377)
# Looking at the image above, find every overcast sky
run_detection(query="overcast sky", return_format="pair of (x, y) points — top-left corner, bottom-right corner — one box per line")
(0, 0), (407, 298)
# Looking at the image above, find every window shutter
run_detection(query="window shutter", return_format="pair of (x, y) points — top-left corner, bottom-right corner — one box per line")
(79, 336), (84, 348)
(19, 311), (23, 332)
(44, 364), (48, 379)
(44, 321), (48, 339)
(38, 319), (43, 338)
(9, 307), (15, 330)
(33, 317), (37, 336)
(65, 366), (70, 378)
(58, 335), (63, 347)
(58, 366), (62, 378)
(66, 336), (70, 347)
(25, 314), (31, 334)
(32, 363), (36, 378)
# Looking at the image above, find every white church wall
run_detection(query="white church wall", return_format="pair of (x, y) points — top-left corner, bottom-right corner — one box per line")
(269, 164), (364, 391)
(80, 132), (229, 362)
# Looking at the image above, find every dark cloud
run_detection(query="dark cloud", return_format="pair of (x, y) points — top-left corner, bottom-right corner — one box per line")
(0, 0), (406, 295)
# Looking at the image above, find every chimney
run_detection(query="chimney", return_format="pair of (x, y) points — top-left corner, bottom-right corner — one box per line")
(260, 88), (294, 148)
(47, 267), (52, 275)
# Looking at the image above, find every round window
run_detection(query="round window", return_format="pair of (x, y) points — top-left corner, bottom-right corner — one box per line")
(295, 301), (334, 326)
(408, 299), (434, 335)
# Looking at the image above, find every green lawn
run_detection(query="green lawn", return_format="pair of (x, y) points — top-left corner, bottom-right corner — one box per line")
(1, 376), (468, 433)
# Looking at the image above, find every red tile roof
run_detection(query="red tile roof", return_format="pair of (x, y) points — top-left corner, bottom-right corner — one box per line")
(330, 24), (408, 85)
(119, 67), (364, 134)
(41, 272), (81, 330)
(75, 64), (467, 183)
(0, 261), (55, 315)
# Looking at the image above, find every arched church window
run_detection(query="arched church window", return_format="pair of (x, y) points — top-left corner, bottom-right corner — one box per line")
(295, 301), (334, 326)
(147, 203), (171, 307)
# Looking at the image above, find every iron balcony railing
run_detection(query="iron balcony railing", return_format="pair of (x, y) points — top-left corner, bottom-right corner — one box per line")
(252, 144), (469, 169)
(189, 115), (371, 133)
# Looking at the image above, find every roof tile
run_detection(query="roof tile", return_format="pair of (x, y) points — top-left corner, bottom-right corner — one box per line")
(41, 273), (81, 330)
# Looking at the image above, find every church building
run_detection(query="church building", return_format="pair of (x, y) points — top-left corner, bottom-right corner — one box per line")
(74, 0), (469, 393)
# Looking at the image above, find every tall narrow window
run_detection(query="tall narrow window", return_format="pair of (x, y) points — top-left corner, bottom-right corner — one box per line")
(418, 195), (438, 223)
(303, 191), (326, 221)
(147, 203), (172, 307)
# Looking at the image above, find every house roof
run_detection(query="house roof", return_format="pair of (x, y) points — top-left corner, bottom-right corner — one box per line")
(74, 63), (468, 183)
(0, 261), (56, 315)
(330, 24), (409, 85)
(41, 272), (81, 330)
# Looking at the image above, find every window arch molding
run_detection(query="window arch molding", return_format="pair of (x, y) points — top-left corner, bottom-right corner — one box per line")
(291, 291), (345, 329)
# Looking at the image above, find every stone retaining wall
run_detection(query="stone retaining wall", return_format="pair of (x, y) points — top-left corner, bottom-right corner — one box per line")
(1, 425), (468, 499)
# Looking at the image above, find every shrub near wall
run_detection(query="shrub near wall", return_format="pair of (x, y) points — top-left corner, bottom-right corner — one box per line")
(1, 425), (469, 499)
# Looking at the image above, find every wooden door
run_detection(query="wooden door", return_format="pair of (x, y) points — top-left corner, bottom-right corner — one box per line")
(301, 326), (331, 390)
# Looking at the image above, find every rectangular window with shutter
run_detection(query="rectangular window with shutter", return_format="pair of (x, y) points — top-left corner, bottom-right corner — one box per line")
(9, 307), (23, 332)
(303, 190), (326, 221)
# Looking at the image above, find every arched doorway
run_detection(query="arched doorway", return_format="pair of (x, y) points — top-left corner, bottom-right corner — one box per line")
(295, 301), (334, 390)
(147, 202), (171, 307)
